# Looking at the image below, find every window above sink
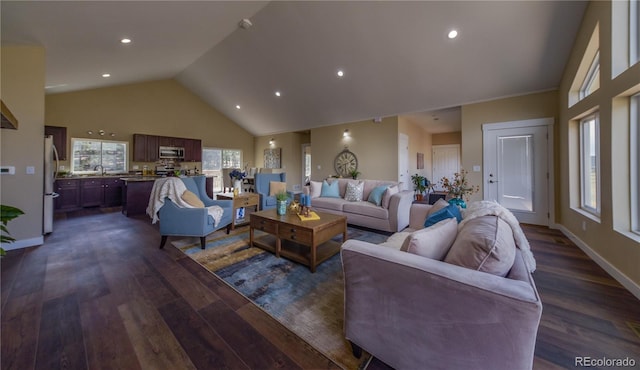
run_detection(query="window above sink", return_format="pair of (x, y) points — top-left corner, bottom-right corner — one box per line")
(70, 138), (128, 175)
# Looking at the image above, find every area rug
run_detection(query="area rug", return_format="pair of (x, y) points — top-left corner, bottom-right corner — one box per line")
(172, 226), (390, 370)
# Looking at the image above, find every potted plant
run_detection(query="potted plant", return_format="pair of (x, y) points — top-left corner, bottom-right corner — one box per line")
(229, 169), (246, 194)
(411, 174), (427, 201)
(349, 169), (361, 180)
(439, 169), (479, 208)
(275, 191), (289, 215)
(1, 205), (25, 257)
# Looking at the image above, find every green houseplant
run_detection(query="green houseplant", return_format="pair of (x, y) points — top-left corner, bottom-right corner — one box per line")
(411, 174), (427, 201)
(275, 191), (289, 215)
(1, 205), (25, 256)
(349, 169), (361, 180)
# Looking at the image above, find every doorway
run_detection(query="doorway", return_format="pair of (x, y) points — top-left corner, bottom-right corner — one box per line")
(482, 118), (554, 226)
(301, 143), (311, 188)
(432, 145), (460, 191)
(398, 134), (409, 190)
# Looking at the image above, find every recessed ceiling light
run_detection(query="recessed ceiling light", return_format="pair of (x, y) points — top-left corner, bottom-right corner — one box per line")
(235, 105), (241, 109)
(102, 73), (111, 78)
(121, 38), (132, 44)
(337, 70), (345, 77)
(448, 30), (458, 39)
(275, 91), (281, 97)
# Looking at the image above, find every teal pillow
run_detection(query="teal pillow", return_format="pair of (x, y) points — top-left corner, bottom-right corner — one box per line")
(320, 180), (340, 198)
(367, 185), (389, 206)
(424, 204), (463, 227)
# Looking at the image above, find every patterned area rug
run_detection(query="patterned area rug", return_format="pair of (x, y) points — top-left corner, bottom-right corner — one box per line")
(172, 226), (390, 370)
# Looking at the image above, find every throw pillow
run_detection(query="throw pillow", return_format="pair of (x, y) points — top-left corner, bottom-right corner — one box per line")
(309, 180), (322, 198)
(381, 185), (399, 209)
(181, 190), (205, 208)
(424, 204), (462, 227)
(444, 216), (517, 277)
(269, 181), (287, 196)
(426, 198), (449, 218)
(344, 181), (364, 202)
(367, 185), (389, 206)
(320, 180), (340, 198)
(400, 218), (458, 260)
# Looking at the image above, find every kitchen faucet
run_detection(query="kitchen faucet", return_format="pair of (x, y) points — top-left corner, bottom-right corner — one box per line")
(94, 164), (105, 175)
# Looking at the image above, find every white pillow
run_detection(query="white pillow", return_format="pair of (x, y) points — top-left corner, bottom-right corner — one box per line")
(309, 180), (322, 198)
(381, 184), (399, 209)
(400, 218), (458, 260)
(344, 181), (364, 201)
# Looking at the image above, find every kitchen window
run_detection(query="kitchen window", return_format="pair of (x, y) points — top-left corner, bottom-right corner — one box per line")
(70, 138), (128, 174)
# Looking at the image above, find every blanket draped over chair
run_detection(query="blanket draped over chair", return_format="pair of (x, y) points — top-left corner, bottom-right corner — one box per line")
(146, 177), (223, 227)
(460, 200), (537, 272)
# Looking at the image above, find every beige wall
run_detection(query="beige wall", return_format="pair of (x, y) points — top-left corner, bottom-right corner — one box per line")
(310, 117), (399, 181)
(432, 132), (461, 146)
(0, 46), (46, 248)
(557, 1), (640, 286)
(461, 91), (559, 202)
(45, 79), (254, 172)
(398, 116), (433, 183)
(254, 132), (309, 190)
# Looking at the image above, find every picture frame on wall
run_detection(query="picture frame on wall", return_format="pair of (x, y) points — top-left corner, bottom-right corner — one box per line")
(417, 152), (424, 169)
(264, 148), (281, 168)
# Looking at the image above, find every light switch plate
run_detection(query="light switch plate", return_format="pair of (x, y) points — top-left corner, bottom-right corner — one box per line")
(26, 166), (35, 174)
(473, 165), (481, 172)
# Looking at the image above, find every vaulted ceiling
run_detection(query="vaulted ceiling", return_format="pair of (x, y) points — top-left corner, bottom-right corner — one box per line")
(1, 1), (588, 136)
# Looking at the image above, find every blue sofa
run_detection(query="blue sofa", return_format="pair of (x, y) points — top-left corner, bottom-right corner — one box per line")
(158, 176), (233, 249)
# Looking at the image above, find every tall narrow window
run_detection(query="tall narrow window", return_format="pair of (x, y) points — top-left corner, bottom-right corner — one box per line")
(632, 93), (640, 233)
(580, 114), (600, 216)
(580, 51), (600, 99)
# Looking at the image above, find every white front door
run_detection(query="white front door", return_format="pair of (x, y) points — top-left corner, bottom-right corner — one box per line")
(483, 118), (553, 225)
(398, 134), (409, 191)
(432, 145), (460, 191)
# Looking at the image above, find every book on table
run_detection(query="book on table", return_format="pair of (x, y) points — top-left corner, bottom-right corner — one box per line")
(297, 211), (320, 221)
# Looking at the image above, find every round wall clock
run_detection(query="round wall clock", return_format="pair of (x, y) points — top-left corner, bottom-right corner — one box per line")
(334, 149), (358, 177)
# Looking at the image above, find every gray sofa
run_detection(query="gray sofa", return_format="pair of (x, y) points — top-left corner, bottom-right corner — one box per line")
(304, 178), (414, 232)
(341, 202), (543, 370)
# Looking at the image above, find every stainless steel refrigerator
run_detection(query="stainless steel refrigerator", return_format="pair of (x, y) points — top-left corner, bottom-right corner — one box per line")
(44, 135), (59, 234)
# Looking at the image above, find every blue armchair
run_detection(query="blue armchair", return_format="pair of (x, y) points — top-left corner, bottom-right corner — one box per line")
(158, 176), (233, 250)
(255, 172), (287, 210)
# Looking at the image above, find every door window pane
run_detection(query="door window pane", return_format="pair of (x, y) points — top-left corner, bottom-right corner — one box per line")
(580, 114), (600, 215)
(498, 135), (534, 212)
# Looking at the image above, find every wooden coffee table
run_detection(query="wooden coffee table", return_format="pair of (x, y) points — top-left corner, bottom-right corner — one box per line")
(249, 209), (347, 272)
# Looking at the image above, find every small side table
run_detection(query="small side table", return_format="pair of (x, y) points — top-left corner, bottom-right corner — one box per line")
(216, 192), (260, 230)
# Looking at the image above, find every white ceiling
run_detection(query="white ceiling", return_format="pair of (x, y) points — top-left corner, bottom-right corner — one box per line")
(1, 1), (587, 136)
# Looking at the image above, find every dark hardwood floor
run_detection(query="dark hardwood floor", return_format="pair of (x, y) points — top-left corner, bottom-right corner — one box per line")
(2, 208), (639, 369)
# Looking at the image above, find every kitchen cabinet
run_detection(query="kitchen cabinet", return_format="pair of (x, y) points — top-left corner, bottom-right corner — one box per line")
(103, 178), (123, 206)
(158, 136), (172, 147)
(55, 179), (80, 211)
(133, 134), (159, 162)
(122, 179), (155, 217)
(184, 138), (202, 162)
(45, 125), (67, 160)
(81, 179), (103, 207)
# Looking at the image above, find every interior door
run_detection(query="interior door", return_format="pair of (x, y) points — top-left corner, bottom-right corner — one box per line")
(432, 145), (460, 191)
(398, 134), (409, 190)
(483, 120), (551, 225)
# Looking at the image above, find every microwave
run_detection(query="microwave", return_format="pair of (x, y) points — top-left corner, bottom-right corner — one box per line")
(159, 146), (185, 159)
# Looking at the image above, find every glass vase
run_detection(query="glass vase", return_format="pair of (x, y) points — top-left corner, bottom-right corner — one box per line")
(277, 200), (287, 215)
(448, 197), (467, 209)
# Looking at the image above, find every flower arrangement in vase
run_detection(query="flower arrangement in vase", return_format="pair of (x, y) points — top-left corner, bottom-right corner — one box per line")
(229, 169), (246, 194)
(439, 169), (479, 208)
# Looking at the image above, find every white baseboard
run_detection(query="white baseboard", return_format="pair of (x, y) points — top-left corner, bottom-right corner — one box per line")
(557, 225), (640, 301)
(1, 236), (44, 251)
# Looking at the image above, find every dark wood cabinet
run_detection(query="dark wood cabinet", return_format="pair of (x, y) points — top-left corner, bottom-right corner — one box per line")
(133, 134), (160, 162)
(206, 176), (214, 198)
(55, 179), (80, 211)
(184, 138), (202, 162)
(158, 136), (172, 147)
(102, 178), (123, 206)
(45, 125), (67, 160)
(81, 178), (103, 207)
(122, 180), (154, 217)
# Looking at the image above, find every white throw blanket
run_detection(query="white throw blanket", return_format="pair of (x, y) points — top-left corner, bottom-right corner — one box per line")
(146, 177), (223, 227)
(460, 200), (537, 273)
